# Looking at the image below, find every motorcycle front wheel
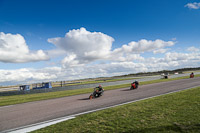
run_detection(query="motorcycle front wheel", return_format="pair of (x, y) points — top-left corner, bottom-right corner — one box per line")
(130, 86), (133, 90)
(89, 94), (93, 99)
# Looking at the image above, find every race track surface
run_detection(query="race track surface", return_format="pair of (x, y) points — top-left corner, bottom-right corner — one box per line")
(0, 77), (200, 132)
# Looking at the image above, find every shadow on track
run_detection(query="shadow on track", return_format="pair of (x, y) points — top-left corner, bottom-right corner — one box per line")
(78, 98), (90, 100)
(121, 89), (131, 91)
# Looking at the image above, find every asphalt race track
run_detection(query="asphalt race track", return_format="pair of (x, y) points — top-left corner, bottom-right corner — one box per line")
(0, 77), (200, 132)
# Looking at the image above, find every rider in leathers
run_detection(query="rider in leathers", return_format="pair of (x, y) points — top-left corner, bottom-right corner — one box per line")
(96, 85), (103, 96)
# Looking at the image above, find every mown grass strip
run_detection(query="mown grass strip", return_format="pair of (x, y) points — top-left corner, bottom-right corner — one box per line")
(32, 87), (200, 133)
(52, 77), (143, 87)
(0, 74), (199, 107)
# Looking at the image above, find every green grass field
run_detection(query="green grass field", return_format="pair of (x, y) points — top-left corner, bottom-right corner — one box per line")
(0, 74), (199, 107)
(32, 86), (200, 133)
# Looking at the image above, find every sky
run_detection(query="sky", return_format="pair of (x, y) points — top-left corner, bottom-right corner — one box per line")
(0, 0), (200, 85)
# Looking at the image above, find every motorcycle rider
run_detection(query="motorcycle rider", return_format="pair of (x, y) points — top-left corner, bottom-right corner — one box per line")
(96, 85), (104, 96)
(190, 72), (194, 78)
(132, 81), (139, 89)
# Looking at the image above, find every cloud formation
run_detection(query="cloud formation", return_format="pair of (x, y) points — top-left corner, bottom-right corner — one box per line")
(0, 67), (61, 85)
(48, 27), (114, 67)
(48, 28), (175, 67)
(1, 28), (199, 85)
(185, 2), (200, 9)
(1, 50), (199, 85)
(112, 39), (174, 54)
(0, 32), (49, 63)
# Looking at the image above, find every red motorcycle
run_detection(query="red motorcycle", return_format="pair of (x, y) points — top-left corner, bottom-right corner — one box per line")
(190, 73), (194, 78)
(130, 81), (139, 90)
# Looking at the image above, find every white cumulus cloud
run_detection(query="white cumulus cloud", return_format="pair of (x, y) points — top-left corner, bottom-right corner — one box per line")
(185, 2), (200, 9)
(48, 27), (114, 67)
(112, 39), (174, 54)
(0, 32), (49, 63)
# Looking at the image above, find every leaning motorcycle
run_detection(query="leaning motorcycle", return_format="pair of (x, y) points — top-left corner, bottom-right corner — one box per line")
(130, 81), (139, 90)
(89, 88), (104, 99)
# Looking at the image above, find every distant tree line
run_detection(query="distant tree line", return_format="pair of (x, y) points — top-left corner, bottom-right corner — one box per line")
(114, 67), (200, 78)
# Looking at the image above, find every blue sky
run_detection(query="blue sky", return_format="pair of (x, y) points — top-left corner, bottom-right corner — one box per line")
(0, 0), (200, 85)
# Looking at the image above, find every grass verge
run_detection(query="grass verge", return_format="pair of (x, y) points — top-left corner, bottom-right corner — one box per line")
(0, 74), (199, 107)
(32, 87), (200, 133)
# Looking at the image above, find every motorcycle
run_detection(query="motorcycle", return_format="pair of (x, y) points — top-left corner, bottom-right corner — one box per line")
(130, 81), (139, 90)
(190, 73), (194, 78)
(89, 87), (104, 99)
